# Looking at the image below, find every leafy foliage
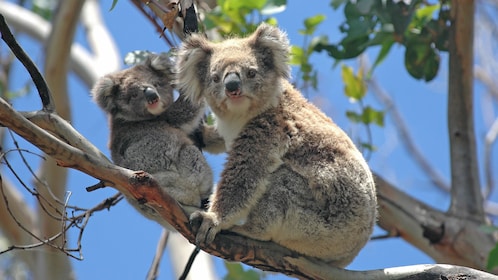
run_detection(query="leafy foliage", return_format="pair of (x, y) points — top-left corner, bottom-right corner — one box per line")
(315, 0), (449, 81)
(290, 14), (327, 91)
(488, 243), (498, 270)
(204, 0), (286, 36)
(110, 0), (119, 11)
(341, 65), (384, 153)
(223, 262), (262, 280)
(30, 0), (58, 20)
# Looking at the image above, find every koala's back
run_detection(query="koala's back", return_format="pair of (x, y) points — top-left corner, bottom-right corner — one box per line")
(110, 119), (187, 171)
(92, 53), (213, 227)
(177, 23), (376, 267)
(226, 82), (377, 266)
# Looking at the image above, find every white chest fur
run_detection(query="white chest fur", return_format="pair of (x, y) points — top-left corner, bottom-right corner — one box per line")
(215, 116), (249, 150)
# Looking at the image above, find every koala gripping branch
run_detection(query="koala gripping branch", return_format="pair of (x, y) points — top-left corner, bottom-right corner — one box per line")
(0, 12), (496, 280)
(1, 78), (496, 280)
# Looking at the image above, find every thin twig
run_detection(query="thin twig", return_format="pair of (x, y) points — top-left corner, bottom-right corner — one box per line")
(129, 0), (175, 46)
(178, 246), (201, 280)
(367, 77), (450, 192)
(0, 14), (54, 111)
(146, 229), (170, 280)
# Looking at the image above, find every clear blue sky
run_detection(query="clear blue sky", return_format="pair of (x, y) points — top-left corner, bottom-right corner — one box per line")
(6, 1), (497, 279)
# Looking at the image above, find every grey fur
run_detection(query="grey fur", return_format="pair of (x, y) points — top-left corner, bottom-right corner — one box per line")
(176, 24), (377, 267)
(92, 53), (213, 229)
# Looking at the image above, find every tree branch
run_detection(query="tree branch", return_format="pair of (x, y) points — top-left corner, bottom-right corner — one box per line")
(0, 14), (53, 111)
(2, 93), (495, 279)
(447, 0), (485, 221)
(1, 9), (496, 280)
(146, 229), (169, 280)
(0, 176), (36, 271)
(376, 175), (497, 272)
(81, 0), (121, 76)
(366, 74), (450, 192)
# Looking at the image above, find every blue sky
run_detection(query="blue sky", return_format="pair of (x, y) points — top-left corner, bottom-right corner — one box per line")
(5, 0), (497, 279)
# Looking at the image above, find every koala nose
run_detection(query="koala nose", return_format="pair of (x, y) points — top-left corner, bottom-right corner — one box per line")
(224, 73), (241, 94)
(144, 87), (159, 104)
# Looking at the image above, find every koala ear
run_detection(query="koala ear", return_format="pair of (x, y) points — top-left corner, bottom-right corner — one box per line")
(92, 76), (118, 114)
(149, 53), (174, 77)
(176, 35), (213, 104)
(249, 23), (291, 79)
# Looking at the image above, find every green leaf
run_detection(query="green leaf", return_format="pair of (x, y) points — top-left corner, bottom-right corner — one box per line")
(261, 0), (287, 15)
(224, 262), (260, 280)
(369, 36), (395, 75)
(302, 14), (326, 35)
(110, 0), (119, 11)
(404, 42), (440, 81)
(362, 106), (384, 126)
(356, 0), (375, 15)
(222, 0), (266, 13)
(361, 142), (377, 151)
(346, 110), (362, 123)
(331, 0), (348, 10)
(32, 0), (57, 20)
(289, 45), (304, 65)
(414, 3), (440, 25)
(341, 65), (367, 101)
(265, 17), (279, 26)
(488, 243), (498, 270)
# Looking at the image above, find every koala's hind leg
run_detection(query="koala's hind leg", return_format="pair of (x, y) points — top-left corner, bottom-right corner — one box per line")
(150, 169), (202, 210)
(230, 166), (305, 240)
(178, 145), (213, 197)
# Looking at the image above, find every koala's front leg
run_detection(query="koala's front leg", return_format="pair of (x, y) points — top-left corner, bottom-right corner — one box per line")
(190, 115), (287, 245)
(162, 94), (205, 134)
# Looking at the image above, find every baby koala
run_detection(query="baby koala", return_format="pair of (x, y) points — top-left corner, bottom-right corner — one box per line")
(92, 53), (213, 229)
(176, 24), (377, 267)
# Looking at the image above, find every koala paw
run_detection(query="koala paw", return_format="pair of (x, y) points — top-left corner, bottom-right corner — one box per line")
(189, 211), (221, 245)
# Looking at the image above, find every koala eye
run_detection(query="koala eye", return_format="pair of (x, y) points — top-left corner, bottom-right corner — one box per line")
(247, 69), (257, 78)
(211, 74), (220, 83)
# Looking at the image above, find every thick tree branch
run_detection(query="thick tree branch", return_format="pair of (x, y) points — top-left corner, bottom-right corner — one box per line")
(1, 8), (496, 280)
(376, 175), (497, 272)
(448, 0), (485, 221)
(1, 94), (495, 279)
(20, 111), (110, 163)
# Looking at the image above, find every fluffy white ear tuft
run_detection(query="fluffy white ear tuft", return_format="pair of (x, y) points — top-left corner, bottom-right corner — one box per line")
(176, 35), (213, 104)
(250, 23), (291, 79)
(92, 76), (117, 113)
(149, 53), (174, 74)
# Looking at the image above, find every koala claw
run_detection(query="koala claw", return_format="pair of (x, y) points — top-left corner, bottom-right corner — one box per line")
(189, 211), (221, 245)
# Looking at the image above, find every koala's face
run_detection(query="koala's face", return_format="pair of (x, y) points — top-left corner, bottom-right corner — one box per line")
(177, 24), (291, 118)
(92, 54), (175, 122)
